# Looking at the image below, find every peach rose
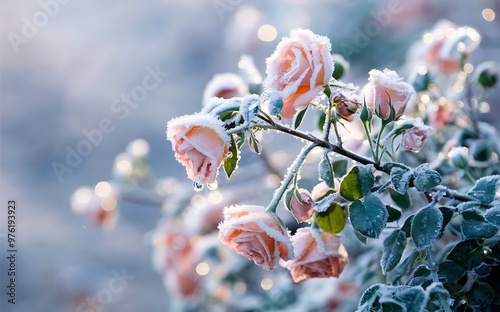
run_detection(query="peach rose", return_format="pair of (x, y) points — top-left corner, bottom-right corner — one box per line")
(264, 28), (334, 118)
(311, 181), (339, 201)
(70, 185), (120, 230)
(167, 114), (230, 185)
(401, 118), (433, 153)
(202, 73), (248, 106)
(365, 69), (415, 121)
(430, 103), (454, 129)
(290, 188), (316, 223)
(283, 227), (348, 283)
(218, 205), (293, 270)
(424, 20), (480, 74)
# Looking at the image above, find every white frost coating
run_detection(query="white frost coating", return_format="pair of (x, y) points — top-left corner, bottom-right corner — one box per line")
(166, 113), (230, 146)
(202, 73), (248, 107)
(368, 69), (415, 101)
(218, 205), (294, 262)
(263, 28), (334, 98)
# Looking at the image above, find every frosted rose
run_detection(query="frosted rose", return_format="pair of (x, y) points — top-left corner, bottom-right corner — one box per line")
(431, 103), (454, 129)
(290, 188), (316, 223)
(401, 118), (433, 152)
(202, 73), (248, 106)
(218, 205), (293, 270)
(264, 28), (334, 118)
(283, 227), (348, 283)
(424, 20), (480, 74)
(365, 69), (415, 120)
(167, 114), (230, 184)
(333, 92), (361, 122)
(70, 185), (120, 230)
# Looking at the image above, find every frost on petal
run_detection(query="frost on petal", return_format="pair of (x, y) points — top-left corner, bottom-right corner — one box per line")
(202, 73), (248, 106)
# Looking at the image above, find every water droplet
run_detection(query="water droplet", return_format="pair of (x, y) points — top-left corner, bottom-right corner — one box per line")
(193, 182), (204, 192)
(207, 181), (218, 190)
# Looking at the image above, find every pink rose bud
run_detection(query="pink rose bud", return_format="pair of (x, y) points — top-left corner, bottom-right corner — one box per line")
(401, 119), (433, 153)
(365, 69), (415, 121)
(311, 181), (337, 201)
(334, 92), (361, 122)
(167, 114), (230, 185)
(202, 73), (248, 106)
(290, 189), (316, 223)
(218, 205), (294, 270)
(283, 227), (348, 283)
(263, 28), (334, 118)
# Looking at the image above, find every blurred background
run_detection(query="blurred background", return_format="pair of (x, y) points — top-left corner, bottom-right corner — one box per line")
(1, 0), (499, 311)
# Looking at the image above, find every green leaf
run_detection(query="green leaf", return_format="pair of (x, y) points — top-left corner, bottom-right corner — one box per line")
(394, 286), (426, 312)
(349, 193), (388, 238)
(446, 239), (485, 270)
(284, 187), (294, 211)
(438, 207), (454, 238)
(316, 111), (326, 131)
(318, 152), (335, 188)
(401, 214), (414, 237)
(413, 164), (442, 192)
(387, 250), (419, 284)
(268, 93), (283, 116)
(467, 175), (500, 205)
(353, 229), (367, 245)
(465, 282), (495, 308)
(381, 229), (407, 274)
(223, 135), (240, 179)
(340, 165), (374, 201)
(407, 265), (432, 287)
(390, 165), (413, 195)
(411, 206), (443, 250)
(484, 205), (500, 227)
(438, 260), (466, 284)
(461, 209), (499, 239)
(293, 106), (308, 129)
(358, 283), (383, 308)
(316, 203), (345, 234)
(389, 189), (412, 209)
(332, 159), (348, 179)
(247, 132), (261, 154)
(386, 205), (402, 222)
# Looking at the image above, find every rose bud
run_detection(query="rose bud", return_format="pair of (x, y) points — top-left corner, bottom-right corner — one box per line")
(263, 28), (334, 118)
(474, 61), (498, 88)
(365, 68), (415, 121)
(333, 92), (360, 122)
(401, 118), (433, 153)
(290, 189), (316, 223)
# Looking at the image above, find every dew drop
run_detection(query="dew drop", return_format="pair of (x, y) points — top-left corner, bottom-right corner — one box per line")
(207, 181), (218, 190)
(193, 182), (204, 192)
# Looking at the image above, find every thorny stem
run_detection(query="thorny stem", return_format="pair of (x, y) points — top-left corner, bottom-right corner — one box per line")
(266, 143), (317, 213)
(254, 117), (482, 203)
